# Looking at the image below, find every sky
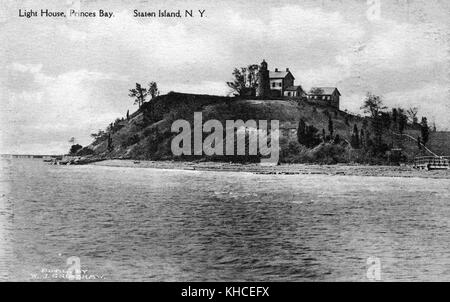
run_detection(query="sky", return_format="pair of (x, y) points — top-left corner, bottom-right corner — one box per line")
(1, 0), (449, 154)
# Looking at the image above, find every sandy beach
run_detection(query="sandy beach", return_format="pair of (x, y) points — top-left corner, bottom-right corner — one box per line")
(90, 159), (450, 179)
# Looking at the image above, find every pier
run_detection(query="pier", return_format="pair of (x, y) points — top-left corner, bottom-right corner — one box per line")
(0, 154), (62, 159)
(414, 156), (450, 170)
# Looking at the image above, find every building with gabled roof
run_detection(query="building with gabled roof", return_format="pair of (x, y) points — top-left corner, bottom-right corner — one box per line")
(268, 67), (295, 97)
(307, 87), (341, 109)
(284, 85), (306, 98)
(256, 60), (341, 109)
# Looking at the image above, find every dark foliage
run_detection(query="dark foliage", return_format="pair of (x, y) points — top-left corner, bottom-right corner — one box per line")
(328, 116), (334, 137)
(351, 124), (360, 149)
(297, 119), (321, 148)
(121, 134), (140, 148)
(420, 117), (429, 146)
(69, 144), (83, 155)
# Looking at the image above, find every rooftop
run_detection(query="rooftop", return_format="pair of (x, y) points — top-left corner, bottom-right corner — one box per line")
(285, 85), (303, 91)
(269, 70), (294, 79)
(309, 87), (340, 96)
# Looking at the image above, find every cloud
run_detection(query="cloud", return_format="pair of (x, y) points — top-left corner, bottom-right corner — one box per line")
(299, 17), (449, 128)
(298, 66), (347, 90)
(340, 83), (450, 131)
(225, 5), (364, 45)
(1, 64), (129, 154)
(10, 63), (43, 74)
(384, 83), (450, 130)
(55, 5), (365, 81)
(82, 10), (227, 68)
(333, 18), (448, 77)
(267, 6), (365, 43)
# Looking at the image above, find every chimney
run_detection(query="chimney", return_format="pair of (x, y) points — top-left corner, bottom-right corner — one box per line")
(286, 68), (290, 72)
(275, 68), (279, 72)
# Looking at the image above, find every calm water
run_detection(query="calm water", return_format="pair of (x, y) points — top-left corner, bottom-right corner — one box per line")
(1, 158), (449, 281)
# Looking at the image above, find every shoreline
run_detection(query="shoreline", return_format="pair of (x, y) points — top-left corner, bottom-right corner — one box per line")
(89, 159), (450, 179)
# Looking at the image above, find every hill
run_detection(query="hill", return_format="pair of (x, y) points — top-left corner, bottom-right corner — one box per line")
(80, 92), (449, 164)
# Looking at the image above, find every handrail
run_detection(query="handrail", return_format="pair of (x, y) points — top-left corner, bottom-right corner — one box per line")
(389, 131), (439, 157)
(415, 156), (450, 159)
(413, 156), (449, 168)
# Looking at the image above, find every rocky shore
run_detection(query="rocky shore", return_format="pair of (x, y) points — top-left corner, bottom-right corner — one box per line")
(89, 159), (450, 179)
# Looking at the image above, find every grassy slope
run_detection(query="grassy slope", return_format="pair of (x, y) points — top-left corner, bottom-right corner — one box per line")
(86, 92), (449, 162)
(428, 132), (450, 156)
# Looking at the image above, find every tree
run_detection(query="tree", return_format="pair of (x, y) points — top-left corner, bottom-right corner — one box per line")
(407, 107), (419, 124)
(328, 116), (334, 137)
(371, 113), (383, 146)
(297, 119), (321, 148)
(91, 130), (106, 145)
(420, 117), (429, 146)
(303, 125), (321, 148)
(246, 64), (259, 88)
(398, 108), (407, 135)
(380, 112), (391, 129)
(227, 65), (258, 96)
(344, 115), (350, 126)
(360, 128), (365, 148)
(126, 110), (129, 120)
(333, 134), (341, 145)
(91, 130), (105, 139)
(351, 124), (360, 149)
(107, 133), (113, 152)
(361, 92), (387, 118)
(227, 68), (246, 96)
(148, 81), (159, 99)
(392, 108), (398, 123)
(69, 144), (82, 155)
(128, 83), (148, 108)
(432, 122), (437, 132)
(362, 119), (368, 130)
(297, 119), (306, 143)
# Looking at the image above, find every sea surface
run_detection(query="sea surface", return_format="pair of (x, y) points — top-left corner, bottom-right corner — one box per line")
(1, 158), (449, 281)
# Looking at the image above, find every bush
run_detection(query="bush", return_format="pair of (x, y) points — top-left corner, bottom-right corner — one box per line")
(280, 138), (348, 164)
(121, 134), (140, 148)
(310, 143), (347, 164)
(280, 138), (311, 163)
(69, 144), (83, 155)
(77, 147), (94, 156)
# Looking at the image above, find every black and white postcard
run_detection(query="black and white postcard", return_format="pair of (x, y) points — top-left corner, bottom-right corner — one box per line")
(1, 0), (449, 288)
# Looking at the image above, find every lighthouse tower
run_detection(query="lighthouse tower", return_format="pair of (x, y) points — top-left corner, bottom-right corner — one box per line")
(256, 59), (270, 98)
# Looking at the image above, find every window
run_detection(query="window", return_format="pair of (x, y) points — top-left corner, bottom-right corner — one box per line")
(272, 83), (276, 88)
